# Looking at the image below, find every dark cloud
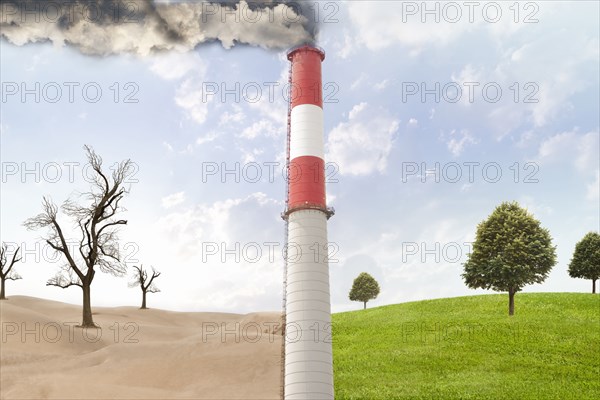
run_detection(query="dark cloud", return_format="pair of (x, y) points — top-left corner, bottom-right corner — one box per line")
(0, 0), (317, 56)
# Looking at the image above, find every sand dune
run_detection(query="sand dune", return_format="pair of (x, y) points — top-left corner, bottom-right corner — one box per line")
(0, 296), (282, 399)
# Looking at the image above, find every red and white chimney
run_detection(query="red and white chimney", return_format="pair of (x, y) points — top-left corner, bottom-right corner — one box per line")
(283, 45), (334, 400)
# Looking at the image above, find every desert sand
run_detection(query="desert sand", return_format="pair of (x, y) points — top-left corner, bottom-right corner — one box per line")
(0, 296), (283, 399)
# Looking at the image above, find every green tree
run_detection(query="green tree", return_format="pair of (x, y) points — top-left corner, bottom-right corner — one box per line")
(349, 272), (380, 310)
(568, 232), (600, 294)
(462, 201), (556, 316)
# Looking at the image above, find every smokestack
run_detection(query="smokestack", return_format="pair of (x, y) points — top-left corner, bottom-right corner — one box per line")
(283, 44), (334, 400)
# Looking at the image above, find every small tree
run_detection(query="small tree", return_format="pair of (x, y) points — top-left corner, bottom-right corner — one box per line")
(129, 265), (161, 309)
(24, 146), (133, 327)
(462, 201), (557, 316)
(349, 272), (380, 310)
(568, 232), (600, 294)
(0, 243), (22, 300)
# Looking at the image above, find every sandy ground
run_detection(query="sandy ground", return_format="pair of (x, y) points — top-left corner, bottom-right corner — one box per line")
(0, 296), (283, 399)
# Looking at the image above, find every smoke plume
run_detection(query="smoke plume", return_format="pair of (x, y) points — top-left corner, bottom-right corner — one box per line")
(0, 0), (317, 56)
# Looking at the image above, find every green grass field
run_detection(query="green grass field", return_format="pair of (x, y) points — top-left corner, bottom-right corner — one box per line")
(332, 293), (600, 399)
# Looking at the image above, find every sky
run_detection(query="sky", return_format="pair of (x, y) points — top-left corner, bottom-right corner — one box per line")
(0, 1), (598, 313)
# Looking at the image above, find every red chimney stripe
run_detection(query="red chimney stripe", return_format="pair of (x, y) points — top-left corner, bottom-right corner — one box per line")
(289, 48), (324, 109)
(288, 156), (326, 209)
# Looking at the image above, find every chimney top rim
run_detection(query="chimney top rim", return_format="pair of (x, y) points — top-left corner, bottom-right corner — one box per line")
(287, 44), (325, 61)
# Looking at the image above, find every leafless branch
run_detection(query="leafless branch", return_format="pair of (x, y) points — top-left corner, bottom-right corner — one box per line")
(6, 273), (22, 281)
(24, 146), (132, 291)
(130, 265), (161, 292)
(0, 243), (22, 278)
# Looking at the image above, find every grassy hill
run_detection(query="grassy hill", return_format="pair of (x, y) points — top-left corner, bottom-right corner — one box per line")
(333, 293), (600, 399)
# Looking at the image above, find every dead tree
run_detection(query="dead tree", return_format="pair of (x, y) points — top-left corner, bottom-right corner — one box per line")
(129, 265), (160, 309)
(24, 146), (133, 327)
(0, 243), (22, 300)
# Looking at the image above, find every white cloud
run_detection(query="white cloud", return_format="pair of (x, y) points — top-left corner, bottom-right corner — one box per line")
(239, 120), (279, 140)
(149, 52), (210, 125)
(149, 52), (199, 81)
(443, 129), (478, 157)
(238, 63), (287, 141)
(374, 79), (389, 90)
(350, 73), (368, 90)
(537, 130), (599, 203)
(335, 31), (355, 59)
(587, 171), (599, 201)
(575, 132), (600, 173)
(159, 198), (239, 248)
(150, 192), (283, 311)
(344, 2), (596, 140)
(460, 184), (472, 193)
(490, 28), (598, 133)
(451, 64), (483, 106)
(519, 196), (554, 216)
(327, 103), (400, 176)
(161, 191), (186, 209)
(235, 63), (288, 162)
(196, 132), (219, 145)
(408, 118), (418, 127)
(219, 105), (246, 126)
(241, 148), (265, 163)
(157, 193), (280, 251)
(346, 1), (479, 52)
(524, 37), (597, 128)
(516, 130), (535, 148)
(348, 102), (367, 119)
(537, 130), (599, 173)
(175, 76), (211, 124)
(163, 141), (174, 152)
(537, 131), (573, 160)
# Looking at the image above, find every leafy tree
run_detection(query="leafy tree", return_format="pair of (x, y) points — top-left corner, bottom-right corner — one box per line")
(129, 265), (161, 309)
(0, 243), (22, 300)
(349, 272), (380, 310)
(568, 232), (600, 294)
(24, 146), (133, 327)
(462, 201), (556, 316)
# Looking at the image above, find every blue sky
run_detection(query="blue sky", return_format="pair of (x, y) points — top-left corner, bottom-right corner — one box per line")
(1, 1), (598, 312)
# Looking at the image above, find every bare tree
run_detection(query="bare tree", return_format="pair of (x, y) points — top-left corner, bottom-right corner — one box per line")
(24, 146), (133, 327)
(0, 243), (22, 300)
(129, 265), (160, 309)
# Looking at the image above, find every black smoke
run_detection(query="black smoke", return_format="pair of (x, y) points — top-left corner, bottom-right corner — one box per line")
(0, 0), (317, 56)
